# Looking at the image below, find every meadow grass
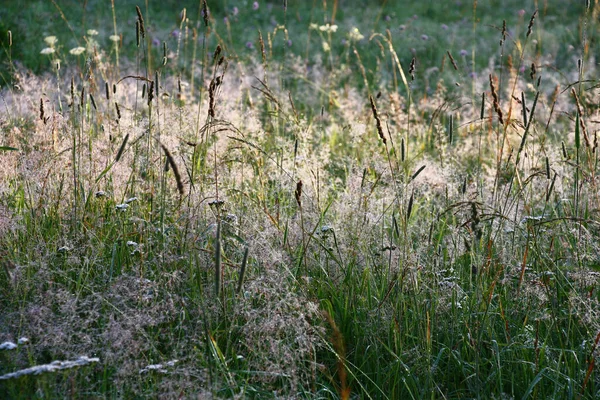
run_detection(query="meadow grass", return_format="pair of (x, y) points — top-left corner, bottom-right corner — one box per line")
(1, 0), (600, 398)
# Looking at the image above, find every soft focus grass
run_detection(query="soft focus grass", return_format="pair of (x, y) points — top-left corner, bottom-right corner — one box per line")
(1, 0), (600, 399)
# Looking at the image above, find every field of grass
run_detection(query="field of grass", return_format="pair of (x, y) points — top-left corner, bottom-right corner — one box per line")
(1, 0), (600, 398)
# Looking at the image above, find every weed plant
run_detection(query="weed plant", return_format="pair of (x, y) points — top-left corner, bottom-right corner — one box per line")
(1, 0), (600, 398)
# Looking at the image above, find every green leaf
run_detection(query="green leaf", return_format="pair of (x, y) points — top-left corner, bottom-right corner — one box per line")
(0, 146), (18, 151)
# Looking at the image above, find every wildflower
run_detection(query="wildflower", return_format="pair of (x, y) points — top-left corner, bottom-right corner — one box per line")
(459, 49), (468, 57)
(348, 27), (364, 42)
(44, 36), (58, 46)
(518, 9), (526, 17)
(399, 25), (406, 31)
(319, 24), (338, 33)
(125, 197), (138, 204)
(0, 341), (17, 350)
(322, 41), (330, 52)
(40, 47), (55, 55)
(384, 15), (391, 22)
(441, 24), (448, 30)
(17, 338), (29, 345)
(232, 6), (239, 16)
(69, 47), (86, 55)
(252, 1), (259, 10)
(287, 39), (292, 47)
(421, 34), (429, 41)
(245, 41), (254, 49)
(109, 35), (120, 42)
(126, 241), (138, 247)
(116, 203), (129, 211)
(309, 23), (319, 30)
(86, 29), (99, 36)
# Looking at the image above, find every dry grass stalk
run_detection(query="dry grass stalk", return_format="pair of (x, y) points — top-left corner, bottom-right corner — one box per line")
(135, 20), (140, 47)
(323, 311), (350, 400)
(489, 74), (504, 125)
(527, 10), (538, 37)
(369, 96), (386, 144)
(236, 246), (249, 294)
(480, 92), (486, 120)
(571, 88), (591, 149)
(160, 143), (184, 195)
(39, 98), (44, 121)
(295, 180), (303, 207)
(215, 220), (222, 297)
(529, 63), (536, 80)
(208, 76), (222, 118)
(409, 57), (416, 80)
(147, 81), (154, 106)
(135, 6), (145, 38)
(202, 0), (209, 27)
(447, 51), (458, 71)
(258, 30), (266, 65)
(213, 44), (221, 64)
(115, 134), (129, 162)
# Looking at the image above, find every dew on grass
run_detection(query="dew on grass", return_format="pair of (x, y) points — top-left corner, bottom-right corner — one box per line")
(0, 356), (100, 380)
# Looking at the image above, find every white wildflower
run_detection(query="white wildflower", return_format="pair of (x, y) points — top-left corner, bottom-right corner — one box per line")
(44, 36), (58, 46)
(0, 341), (17, 350)
(109, 34), (120, 42)
(309, 23), (319, 30)
(69, 47), (86, 55)
(322, 41), (330, 52)
(125, 197), (138, 204)
(17, 337), (29, 345)
(126, 241), (138, 247)
(40, 47), (55, 55)
(86, 29), (99, 36)
(115, 203), (129, 211)
(319, 24), (338, 33)
(348, 27), (364, 42)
